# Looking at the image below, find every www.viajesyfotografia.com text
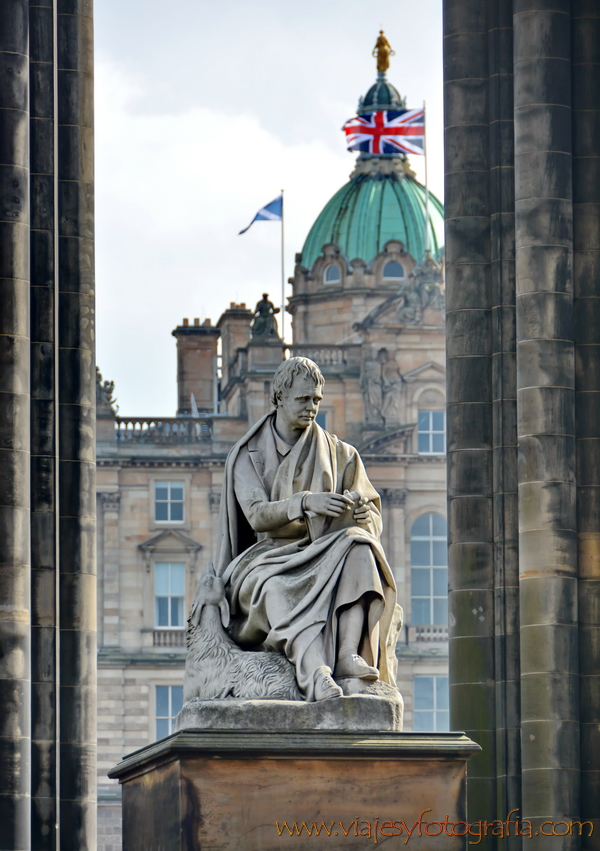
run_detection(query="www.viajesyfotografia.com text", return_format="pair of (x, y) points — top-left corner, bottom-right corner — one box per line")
(274, 809), (594, 844)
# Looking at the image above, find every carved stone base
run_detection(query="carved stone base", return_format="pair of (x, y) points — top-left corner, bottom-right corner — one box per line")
(174, 687), (403, 733)
(109, 730), (480, 851)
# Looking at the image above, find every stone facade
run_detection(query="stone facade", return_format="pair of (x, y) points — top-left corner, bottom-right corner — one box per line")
(96, 242), (448, 846)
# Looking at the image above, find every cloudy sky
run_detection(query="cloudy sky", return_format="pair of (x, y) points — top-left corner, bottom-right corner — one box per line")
(95, 0), (443, 416)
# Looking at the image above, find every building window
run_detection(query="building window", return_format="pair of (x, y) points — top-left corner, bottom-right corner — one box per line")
(418, 410), (446, 454)
(413, 675), (449, 731)
(155, 481), (184, 522)
(383, 260), (405, 280)
(155, 562), (185, 627)
(411, 513), (448, 625)
(324, 264), (341, 284)
(155, 685), (183, 739)
(315, 411), (327, 429)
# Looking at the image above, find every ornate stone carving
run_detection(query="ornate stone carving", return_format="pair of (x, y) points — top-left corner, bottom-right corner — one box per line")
(100, 492), (121, 512)
(361, 348), (404, 427)
(208, 491), (221, 513)
(96, 367), (118, 415)
(379, 487), (408, 507)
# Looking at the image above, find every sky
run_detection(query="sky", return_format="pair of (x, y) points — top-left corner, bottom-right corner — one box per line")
(95, 0), (444, 416)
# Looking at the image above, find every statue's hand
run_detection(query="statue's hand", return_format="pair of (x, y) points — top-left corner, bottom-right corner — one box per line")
(353, 497), (372, 525)
(304, 492), (354, 517)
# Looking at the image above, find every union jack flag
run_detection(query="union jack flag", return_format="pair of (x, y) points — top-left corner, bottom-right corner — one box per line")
(342, 108), (425, 156)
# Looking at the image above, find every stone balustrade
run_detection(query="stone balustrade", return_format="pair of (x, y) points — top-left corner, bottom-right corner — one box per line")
(114, 417), (212, 443)
(406, 625), (449, 643)
(153, 630), (186, 647)
(289, 344), (361, 369)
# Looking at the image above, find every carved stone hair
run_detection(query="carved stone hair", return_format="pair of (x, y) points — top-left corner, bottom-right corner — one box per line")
(271, 357), (325, 407)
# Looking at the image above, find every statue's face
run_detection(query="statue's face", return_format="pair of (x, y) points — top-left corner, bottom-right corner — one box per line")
(278, 375), (323, 430)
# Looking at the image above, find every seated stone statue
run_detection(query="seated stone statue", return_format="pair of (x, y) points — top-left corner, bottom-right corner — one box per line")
(216, 357), (398, 702)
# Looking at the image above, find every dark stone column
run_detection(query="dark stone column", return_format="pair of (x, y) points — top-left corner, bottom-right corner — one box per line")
(0, 2), (31, 849)
(444, 0), (496, 829)
(513, 0), (579, 842)
(57, 1), (97, 848)
(29, 1), (60, 846)
(488, 1), (521, 838)
(572, 2), (600, 845)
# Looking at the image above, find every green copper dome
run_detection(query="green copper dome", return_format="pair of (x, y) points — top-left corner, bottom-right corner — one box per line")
(301, 161), (445, 270)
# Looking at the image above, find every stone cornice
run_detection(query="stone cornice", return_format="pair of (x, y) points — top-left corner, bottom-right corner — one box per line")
(97, 458), (226, 469)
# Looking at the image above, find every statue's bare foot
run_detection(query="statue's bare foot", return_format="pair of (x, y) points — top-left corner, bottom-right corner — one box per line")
(313, 667), (343, 701)
(334, 652), (379, 680)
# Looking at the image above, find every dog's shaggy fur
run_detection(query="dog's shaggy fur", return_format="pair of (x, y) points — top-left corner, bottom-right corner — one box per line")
(183, 563), (302, 702)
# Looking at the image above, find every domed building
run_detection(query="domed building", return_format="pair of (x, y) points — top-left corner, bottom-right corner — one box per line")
(94, 37), (449, 848)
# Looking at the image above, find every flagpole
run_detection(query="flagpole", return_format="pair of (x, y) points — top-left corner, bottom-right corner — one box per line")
(423, 100), (430, 254)
(280, 188), (285, 341)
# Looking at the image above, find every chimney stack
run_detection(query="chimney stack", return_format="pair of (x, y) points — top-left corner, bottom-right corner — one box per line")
(217, 302), (254, 389)
(172, 319), (220, 415)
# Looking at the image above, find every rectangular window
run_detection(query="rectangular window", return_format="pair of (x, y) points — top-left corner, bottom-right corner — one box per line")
(315, 411), (327, 429)
(418, 410), (446, 455)
(154, 481), (184, 522)
(155, 685), (183, 739)
(155, 562), (185, 627)
(413, 675), (449, 732)
(410, 514), (448, 625)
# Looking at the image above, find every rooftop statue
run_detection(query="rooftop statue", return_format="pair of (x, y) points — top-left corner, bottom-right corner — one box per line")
(250, 292), (280, 340)
(184, 358), (399, 704)
(373, 30), (395, 74)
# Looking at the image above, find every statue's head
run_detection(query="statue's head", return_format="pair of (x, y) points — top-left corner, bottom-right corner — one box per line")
(271, 357), (324, 409)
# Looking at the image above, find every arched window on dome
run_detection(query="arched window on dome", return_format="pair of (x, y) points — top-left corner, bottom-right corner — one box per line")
(383, 260), (405, 281)
(323, 264), (341, 285)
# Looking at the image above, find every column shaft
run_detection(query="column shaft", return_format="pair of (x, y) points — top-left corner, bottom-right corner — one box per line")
(572, 1), (600, 845)
(29, 0), (60, 845)
(57, 0), (97, 847)
(0, 2), (31, 849)
(514, 0), (579, 841)
(444, 0), (496, 829)
(488, 0), (521, 835)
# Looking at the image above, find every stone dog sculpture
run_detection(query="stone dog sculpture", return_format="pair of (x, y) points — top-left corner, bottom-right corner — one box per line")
(184, 357), (399, 703)
(183, 562), (302, 701)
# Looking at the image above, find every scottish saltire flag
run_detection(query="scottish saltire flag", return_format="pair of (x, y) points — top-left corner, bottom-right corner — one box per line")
(342, 108), (425, 156)
(239, 194), (283, 234)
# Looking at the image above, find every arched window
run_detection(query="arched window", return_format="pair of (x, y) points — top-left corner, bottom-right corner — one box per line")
(410, 513), (448, 625)
(383, 260), (405, 280)
(324, 264), (341, 284)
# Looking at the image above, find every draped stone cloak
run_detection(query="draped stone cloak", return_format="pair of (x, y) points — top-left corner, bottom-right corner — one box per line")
(215, 410), (397, 700)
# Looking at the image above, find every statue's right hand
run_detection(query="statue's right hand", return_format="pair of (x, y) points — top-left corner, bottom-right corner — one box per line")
(304, 492), (354, 517)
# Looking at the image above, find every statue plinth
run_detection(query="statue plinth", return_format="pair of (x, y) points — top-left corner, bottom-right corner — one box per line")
(247, 336), (285, 369)
(109, 730), (480, 851)
(174, 683), (403, 733)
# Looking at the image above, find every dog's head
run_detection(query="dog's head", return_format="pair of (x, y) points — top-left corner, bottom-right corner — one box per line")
(189, 562), (230, 628)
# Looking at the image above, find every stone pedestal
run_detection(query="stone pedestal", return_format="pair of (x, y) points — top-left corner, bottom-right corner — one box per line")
(174, 683), (403, 733)
(109, 730), (480, 851)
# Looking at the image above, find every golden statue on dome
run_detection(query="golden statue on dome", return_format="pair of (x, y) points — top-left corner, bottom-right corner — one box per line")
(373, 30), (395, 73)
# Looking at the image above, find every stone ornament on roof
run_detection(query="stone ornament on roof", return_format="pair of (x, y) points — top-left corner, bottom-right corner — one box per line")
(250, 293), (281, 341)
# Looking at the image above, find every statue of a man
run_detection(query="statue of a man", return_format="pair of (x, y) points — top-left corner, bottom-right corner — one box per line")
(216, 357), (397, 702)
